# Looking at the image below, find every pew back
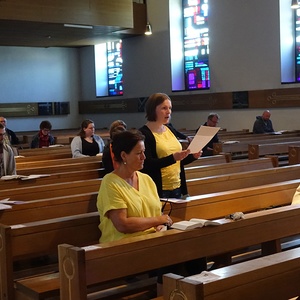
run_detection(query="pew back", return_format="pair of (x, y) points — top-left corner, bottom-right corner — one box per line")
(57, 205), (300, 300)
(163, 248), (300, 300)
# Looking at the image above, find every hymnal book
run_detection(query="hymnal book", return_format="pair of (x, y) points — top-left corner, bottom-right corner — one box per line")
(1, 174), (50, 181)
(171, 218), (221, 230)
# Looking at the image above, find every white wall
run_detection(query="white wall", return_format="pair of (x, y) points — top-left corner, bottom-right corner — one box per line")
(0, 46), (81, 131)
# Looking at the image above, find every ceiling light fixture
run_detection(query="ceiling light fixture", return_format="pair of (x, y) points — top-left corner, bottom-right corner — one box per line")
(145, 23), (152, 35)
(64, 24), (93, 29)
(291, 0), (299, 9)
(144, 0), (152, 35)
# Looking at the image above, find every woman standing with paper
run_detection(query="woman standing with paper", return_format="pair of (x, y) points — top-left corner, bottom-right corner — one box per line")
(139, 93), (202, 199)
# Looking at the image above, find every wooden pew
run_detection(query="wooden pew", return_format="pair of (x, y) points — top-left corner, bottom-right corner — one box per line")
(0, 169), (105, 189)
(16, 152), (72, 162)
(168, 178), (300, 222)
(0, 175), (299, 229)
(16, 153), (102, 166)
(1, 158), (275, 194)
(187, 154), (231, 167)
(0, 212), (100, 300)
(0, 192), (98, 226)
(248, 141), (300, 160)
(18, 146), (71, 157)
(186, 163), (300, 196)
(163, 247), (300, 300)
(17, 156), (102, 171)
(185, 157), (275, 180)
(0, 178), (101, 201)
(52, 205), (300, 300)
(0, 165), (300, 214)
(15, 160), (103, 175)
(214, 135), (300, 158)
(218, 130), (300, 142)
(289, 145), (300, 165)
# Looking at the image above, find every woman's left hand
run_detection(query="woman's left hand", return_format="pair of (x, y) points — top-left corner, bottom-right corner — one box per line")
(193, 150), (202, 159)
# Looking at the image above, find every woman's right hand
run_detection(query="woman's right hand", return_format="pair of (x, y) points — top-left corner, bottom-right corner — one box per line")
(173, 149), (190, 161)
(161, 214), (173, 227)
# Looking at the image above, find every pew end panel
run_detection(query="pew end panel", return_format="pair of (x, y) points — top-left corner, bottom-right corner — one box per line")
(289, 145), (300, 165)
(163, 247), (300, 300)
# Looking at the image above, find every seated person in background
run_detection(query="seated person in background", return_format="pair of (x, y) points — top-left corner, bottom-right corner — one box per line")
(71, 119), (105, 158)
(252, 110), (275, 134)
(292, 185), (300, 205)
(0, 123), (16, 176)
(0, 116), (19, 146)
(196, 112), (220, 156)
(30, 120), (55, 148)
(102, 119), (127, 173)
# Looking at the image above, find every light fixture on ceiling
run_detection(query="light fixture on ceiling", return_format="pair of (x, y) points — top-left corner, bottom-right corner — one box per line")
(145, 22), (152, 35)
(144, 0), (152, 35)
(291, 0), (299, 9)
(64, 24), (93, 29)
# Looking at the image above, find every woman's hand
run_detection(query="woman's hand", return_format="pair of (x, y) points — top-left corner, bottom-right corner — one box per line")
(161, 214), (173, 227)
(193, 150), (203, 159)
(173, 149), (191, 161)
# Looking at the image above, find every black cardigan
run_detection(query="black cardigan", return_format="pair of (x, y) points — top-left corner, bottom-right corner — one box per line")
(139, 124), (196, 197)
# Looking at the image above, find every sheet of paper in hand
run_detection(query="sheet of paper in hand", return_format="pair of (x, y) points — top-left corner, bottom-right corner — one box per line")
(187, 126), (220, 154)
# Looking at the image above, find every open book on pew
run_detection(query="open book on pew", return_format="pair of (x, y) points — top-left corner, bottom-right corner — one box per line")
(1, 174), (50, 181)
(171, 218), (221, 230)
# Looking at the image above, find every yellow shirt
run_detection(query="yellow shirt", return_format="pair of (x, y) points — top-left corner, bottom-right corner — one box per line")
(153, 127), (181, 190)
(97, 171), (162, 243)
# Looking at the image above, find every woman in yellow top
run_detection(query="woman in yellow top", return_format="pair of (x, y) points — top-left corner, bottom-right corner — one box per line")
(97, 130), (172, 243)
(139, 92), (202, 199)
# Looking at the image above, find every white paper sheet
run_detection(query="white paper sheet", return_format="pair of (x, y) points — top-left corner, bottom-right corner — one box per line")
(187, 126), (220, 154)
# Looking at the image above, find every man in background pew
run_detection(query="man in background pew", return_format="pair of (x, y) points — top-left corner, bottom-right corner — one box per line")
(252, 110), (276, 134)
(0, 116), (19, 146)
(196, 112), (220, 156)
(0, 123), (16, 177)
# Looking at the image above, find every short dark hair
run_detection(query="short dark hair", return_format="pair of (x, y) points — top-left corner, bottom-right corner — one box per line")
(39, 120), (52, 130)
(112, 130), (145, 163)
(145, 93), (171, 121)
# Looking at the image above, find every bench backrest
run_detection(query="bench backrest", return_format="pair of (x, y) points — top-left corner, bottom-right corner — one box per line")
(163, 247), (300, 300)
(248, 140), (300, 159)
(58, 205), (300, 300)
(0, 178), (101, 200)
(170, 179), (300, 222)
(0, 212), (100, 300)
(16, 154), (102, 168)
(0, 169), (105, 189)
(186, 164), (300, 196)
(185, 157), (274, 180)
(0, 192), (98, 225)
